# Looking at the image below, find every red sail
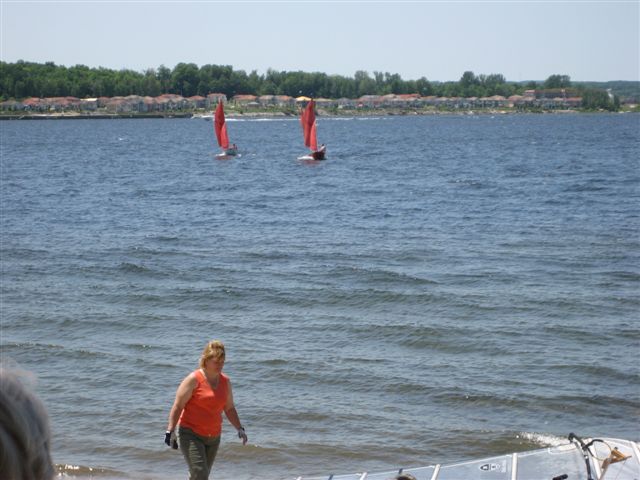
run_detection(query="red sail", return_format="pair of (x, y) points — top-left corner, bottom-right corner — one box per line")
(300, 99), (317, 150)
(214, 101), (229, 149)
(309, 119), (318, 151)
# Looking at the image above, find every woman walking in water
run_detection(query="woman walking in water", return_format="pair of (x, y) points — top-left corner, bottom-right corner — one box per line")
(166, 340), (248, 480)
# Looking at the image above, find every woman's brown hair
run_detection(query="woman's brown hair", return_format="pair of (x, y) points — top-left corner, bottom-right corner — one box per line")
(199, 340), (226, 368)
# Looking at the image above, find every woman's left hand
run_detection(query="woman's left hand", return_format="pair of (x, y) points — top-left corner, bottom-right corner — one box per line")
(237, 427), (248, 445)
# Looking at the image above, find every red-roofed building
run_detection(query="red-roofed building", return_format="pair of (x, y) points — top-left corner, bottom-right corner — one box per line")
(23, 97), (44, 111)
(275, 95), (295, 106)
(105, 97), (126, 113)
(187, 95), (206, 109)
(0, 100), (23, 111)
(315, 98), (336, 108)
(143, 97), (156, 112)
(156, 94), (186, 111)
(232, 94), (257, 105)
(97, 97), (111, 108)
(80, 98), (98, 111)
(357, 95), (382, 108)
(207, 93), (227, 106)
(258, 95), (276, 106)
(565, 97), (582, 108)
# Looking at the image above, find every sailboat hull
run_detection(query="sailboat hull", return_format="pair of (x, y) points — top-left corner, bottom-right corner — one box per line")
(297, 153), (325, 161)
(215, 152), (240, 159)
(295, 436), (640, 480)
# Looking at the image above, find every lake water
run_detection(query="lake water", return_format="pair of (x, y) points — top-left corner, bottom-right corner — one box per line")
(1, 113), (639, 479)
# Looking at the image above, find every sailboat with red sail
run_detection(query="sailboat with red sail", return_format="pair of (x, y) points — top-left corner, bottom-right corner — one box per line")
(214, 101), (238, 158)
(298, 99), (326, 160)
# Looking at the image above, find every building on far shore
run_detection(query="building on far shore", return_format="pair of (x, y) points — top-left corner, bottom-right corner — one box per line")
(2, 89), (617, 114)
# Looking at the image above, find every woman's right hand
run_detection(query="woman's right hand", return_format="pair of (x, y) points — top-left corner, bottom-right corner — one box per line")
(164, 430), (178, 449)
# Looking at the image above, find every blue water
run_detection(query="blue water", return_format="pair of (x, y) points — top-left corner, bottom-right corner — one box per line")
(1, 113), (639, 479)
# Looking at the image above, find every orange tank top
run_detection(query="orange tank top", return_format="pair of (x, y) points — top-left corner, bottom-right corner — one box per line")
(178, 370), (229, 437)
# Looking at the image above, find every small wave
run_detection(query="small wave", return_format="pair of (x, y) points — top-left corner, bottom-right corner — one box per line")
(120, 245), (173, 256)
(327, 288), (440, 309)
(0, 246), (51, 259)
(264, 366), (313, 383)
(123, 343), (156, 351)
(243, 250), (293, 261)
(541, 325), (616, 346)
(450, 178), (489, 189)
(341, 322), (490, 355)
(5, 341), (65, 350)
(327, 117), (357, 121)
(433, 390), (530, 410)
(516, 431), (567, 447)
(548, 364), (639, 383)
(118, 262), (152, 273)
(329, 265), (438, 286)
(531, 394), (640, 420)
(261, 358), (288, 366)
(147, 235), (181, 243)
(563, 182), (608, 193)
(4, 342), (104, 363)
(606, 270), (640, 282)
(441, 430), (573, 461)
(55, 463), (126, 478)
(227, 117), (297, 123)
(355, 116), (389, 121)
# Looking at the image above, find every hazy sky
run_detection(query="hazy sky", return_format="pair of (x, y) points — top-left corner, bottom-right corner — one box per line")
(1, 1), (638, 82)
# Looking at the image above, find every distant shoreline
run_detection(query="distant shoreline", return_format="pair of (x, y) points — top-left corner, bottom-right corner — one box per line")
(0, 113), (194, 120)
(0, 108), (636, 121)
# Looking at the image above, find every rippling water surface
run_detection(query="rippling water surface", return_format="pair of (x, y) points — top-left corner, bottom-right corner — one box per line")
(1, 113), (639, 479)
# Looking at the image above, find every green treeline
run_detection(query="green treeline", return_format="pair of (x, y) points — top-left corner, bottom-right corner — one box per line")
(0, 61), (511, 98)
(0, 60), (626, 111)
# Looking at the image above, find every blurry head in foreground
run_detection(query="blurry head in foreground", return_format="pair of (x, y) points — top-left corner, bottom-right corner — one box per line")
(0, 366), (54, 480)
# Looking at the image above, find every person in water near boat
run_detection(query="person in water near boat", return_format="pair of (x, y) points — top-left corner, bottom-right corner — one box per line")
(312, 143), (326, 160)
(166, 340), (248, 480)
(0, 366), (55, 480)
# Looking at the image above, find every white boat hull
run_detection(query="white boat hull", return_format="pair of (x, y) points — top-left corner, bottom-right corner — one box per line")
(295, 437), (640, 480)
(215, 152), (240, 159)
